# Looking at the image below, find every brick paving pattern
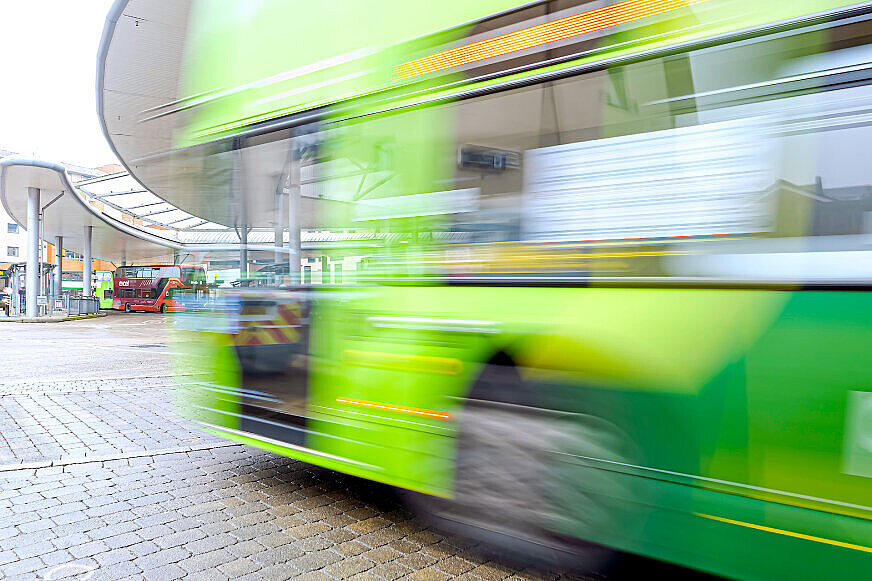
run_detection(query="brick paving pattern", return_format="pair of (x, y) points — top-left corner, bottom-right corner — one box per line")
(1, 446), (597, 580)
(0, 384), (219, 465)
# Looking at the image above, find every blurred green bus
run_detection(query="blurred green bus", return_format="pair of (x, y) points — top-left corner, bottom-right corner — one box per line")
(56, 270), (113, 309)
(164, 0), (872, 578)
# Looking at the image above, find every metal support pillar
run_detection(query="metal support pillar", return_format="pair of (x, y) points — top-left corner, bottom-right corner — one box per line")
(274, 186), (285, 272)
(83, 226), (93, 298)
(10, 266), (20, 316)
(232, 138), (249, 281)
(288, 158), (301, 286)
(240, 226), (249, 280)
(26, 187), (40, 318)
(55, 236), (63, 301)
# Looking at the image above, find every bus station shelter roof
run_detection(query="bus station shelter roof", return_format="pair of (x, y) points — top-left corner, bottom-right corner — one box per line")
(98, 0), (190, 213)
(97, 0), (341, 230)
(0, 158), (177, 263)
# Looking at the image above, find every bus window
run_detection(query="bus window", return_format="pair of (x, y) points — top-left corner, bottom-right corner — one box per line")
(104, 290), (112, 299)
(152, 266), (179, 279)
(181, 267), (206, 285)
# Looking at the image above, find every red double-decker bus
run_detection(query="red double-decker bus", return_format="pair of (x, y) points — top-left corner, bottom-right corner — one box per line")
(113, 264), (206, 313)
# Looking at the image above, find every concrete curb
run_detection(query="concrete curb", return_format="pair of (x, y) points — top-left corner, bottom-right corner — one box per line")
(0, 311), (109, 323)
(0, 441), (245, 474)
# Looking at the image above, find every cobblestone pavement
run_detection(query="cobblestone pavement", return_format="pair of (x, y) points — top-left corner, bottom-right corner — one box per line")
(0, 313), (707, 580)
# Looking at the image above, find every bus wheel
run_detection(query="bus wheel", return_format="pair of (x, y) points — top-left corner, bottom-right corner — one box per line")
(404, 362), (619, 573)
(124, 303), (131, 313)
(160, 303), (167, 314)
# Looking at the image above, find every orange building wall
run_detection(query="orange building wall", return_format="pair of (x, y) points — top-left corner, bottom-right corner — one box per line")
(43, 243), (117, 272)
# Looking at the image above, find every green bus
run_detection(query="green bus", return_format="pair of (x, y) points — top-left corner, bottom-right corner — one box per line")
(55, 270), (113, 309)
(166, 1), (872, 578)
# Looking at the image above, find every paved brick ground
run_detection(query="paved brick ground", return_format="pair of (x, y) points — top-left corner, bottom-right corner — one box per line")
(1, 446), (600, 581)
(0, 313), (705, 580)
(0, 383), (219, 465)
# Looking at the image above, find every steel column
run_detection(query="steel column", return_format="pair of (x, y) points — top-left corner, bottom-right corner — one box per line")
(26, 187), (40, 317)
(83, 226), (93, 298)
(288, 158), (301, 286)
(232, 139), (249, 280)
(274, 185), (285, 269)
(240, 225), (248, 279)
(55, 236), (63, 301)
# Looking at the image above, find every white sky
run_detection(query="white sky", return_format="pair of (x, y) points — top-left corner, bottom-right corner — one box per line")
(0, 0), (117, 169)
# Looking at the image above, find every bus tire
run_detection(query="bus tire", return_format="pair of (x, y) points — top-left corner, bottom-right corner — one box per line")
(160, 303), (167, 314)
(404, 360), (618, 573)
(124, 303), (131, 313)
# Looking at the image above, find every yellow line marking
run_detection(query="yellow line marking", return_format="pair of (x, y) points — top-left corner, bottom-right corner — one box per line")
(337, 397), (452, 421)
(697, 513), (872, 553)
(344, 349), (463, 375)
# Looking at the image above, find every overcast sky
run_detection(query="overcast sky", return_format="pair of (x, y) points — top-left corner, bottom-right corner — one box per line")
(0, 1), (117, 168)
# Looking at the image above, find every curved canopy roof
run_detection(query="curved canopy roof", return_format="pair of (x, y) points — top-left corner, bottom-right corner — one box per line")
(0, 158), (176, 263)
(98, 0), (333, 229)
(1, 157), (371, 267)
(98, 0), (191, 215)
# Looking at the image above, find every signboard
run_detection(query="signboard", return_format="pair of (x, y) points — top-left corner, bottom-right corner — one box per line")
(36, 295), (47, 306)
(523, 118), (774, 242)
(54, 299), (64, 309)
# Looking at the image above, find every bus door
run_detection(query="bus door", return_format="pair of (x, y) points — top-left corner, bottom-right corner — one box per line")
(231, 289), (312, 447)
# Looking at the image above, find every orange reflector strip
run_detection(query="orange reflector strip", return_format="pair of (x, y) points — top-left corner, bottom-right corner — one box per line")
(337, 397), (452, 421)
(395, 0), (708, 79)
(697, 513), (872, 554)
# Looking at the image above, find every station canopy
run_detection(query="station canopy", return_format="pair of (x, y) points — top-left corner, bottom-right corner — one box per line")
(0, 158), (175, 263)
(1, 155), (384, 266)
(98, 0), (355, 231)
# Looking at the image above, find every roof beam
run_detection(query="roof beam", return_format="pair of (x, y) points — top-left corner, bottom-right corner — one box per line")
(73, 171), (128, 186)
(91, 188), (147, 198)
(180, 220), (209, 230)
(127, 201), (165, 211)
(139, 207), (179, 218)
(164, 216), (197, 226)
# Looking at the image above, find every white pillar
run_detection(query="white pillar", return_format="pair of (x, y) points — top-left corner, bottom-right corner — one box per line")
(83, 226), (93, 297)
(231, 139), (249, 281)
(26, 187), (40, 318)
(55, 235), (63, 300)
(10, 265), (20, 316)
(240, 225), (249, 280)
(288, 159), (301, 286)
(274, 188), (284, 271)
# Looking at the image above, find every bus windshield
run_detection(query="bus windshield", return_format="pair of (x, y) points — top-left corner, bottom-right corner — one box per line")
(115, 266), (181, 279)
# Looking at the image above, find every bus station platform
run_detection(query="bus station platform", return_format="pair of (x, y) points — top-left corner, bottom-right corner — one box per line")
(0, 311), (106, 323)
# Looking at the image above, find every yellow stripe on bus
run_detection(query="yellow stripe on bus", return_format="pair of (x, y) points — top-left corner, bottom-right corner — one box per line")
(696, 513), (872, 553)
(344, 349), (463, 375)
